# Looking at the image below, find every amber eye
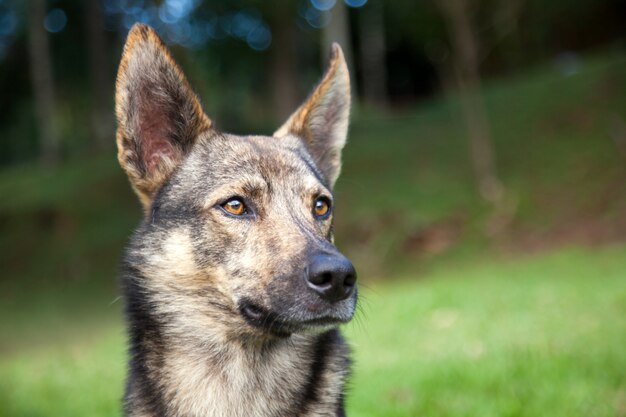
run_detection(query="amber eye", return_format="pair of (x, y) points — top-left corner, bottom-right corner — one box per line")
(313, 197), (331, 218)
(222, 198), (247, 216)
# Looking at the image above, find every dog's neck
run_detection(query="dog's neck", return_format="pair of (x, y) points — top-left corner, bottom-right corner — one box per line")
(123, 276), (350, 417)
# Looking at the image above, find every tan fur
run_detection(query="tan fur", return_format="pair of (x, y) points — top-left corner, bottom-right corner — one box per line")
(156, 334), (346, 417)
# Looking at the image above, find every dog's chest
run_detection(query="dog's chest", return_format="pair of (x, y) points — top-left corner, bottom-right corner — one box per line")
(159, 337), (341, 417)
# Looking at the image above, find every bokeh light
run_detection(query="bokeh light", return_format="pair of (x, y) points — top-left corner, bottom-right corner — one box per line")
(0, 9), (17, 36)
(310, 0), (336, 12)
(44, 8), (67, 33)
(344, 0), (367, 7)
(304, 6), (330, 29)
(102, 0), (271, 50)
(0, 2), (17, 60)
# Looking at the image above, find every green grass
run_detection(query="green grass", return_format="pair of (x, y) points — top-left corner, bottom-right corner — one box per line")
(345, 245), (626, 416)
(0, 326), (125, 417)
(1, 245), (625, 416)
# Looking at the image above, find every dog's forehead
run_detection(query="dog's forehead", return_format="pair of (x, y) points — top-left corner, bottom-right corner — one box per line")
(186, 132), (327, 189)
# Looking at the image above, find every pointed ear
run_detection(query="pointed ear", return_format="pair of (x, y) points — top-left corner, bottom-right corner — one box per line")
(274, 43), (351, 187)
(115, 24), (212, 210)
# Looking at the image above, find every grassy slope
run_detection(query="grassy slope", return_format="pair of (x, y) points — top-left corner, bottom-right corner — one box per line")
(1, 49), (625, 416)
(336, 48), (626, 273)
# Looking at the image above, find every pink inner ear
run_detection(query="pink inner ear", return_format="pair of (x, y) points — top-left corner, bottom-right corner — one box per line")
(137, 101), (179, 175)
(144, 137), (177, 174)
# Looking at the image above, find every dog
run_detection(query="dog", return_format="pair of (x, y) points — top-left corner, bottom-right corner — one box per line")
(115, 24), (357, 417)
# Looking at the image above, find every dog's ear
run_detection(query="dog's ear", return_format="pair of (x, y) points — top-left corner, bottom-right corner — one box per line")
(115, 24), (212, 210)
(274, 43), (351, 187)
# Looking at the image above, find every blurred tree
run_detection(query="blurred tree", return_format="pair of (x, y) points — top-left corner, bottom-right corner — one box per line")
(435, 0), (504, 204)
(27, 0), (60, 166)
(358, 0), (387, 107)
(267, 1), (300, 121)
(85, 0), (113, 150)
(322, 1), (355, 92)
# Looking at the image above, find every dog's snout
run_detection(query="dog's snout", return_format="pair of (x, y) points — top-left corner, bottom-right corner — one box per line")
(306, 253), (357, 303)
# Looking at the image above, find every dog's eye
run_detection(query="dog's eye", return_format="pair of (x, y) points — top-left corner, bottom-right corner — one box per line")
(313, 197), (331, 218)
(222, 198), (247, 216)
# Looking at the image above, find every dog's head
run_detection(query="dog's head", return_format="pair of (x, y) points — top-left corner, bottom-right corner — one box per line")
(116, 24), (356, 339)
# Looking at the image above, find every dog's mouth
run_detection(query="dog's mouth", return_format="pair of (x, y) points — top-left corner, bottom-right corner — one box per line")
(238, 300), (352, 337)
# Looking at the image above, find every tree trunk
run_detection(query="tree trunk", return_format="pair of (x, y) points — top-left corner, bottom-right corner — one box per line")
(436, 0), (503, 204)
(270, 19), (299, 122)
(322, 1), (355, 95)
(27, 0), (60, 166)
(266, 1), (299, 122)
(358, 0), (387, 107)
(86, 0), (113, 149)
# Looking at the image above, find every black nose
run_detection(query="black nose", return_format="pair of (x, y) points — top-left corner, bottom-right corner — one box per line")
(306, 253), (357, 303)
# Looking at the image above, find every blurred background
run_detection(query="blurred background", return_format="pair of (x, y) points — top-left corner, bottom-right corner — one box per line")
(1, 0), (626, 416)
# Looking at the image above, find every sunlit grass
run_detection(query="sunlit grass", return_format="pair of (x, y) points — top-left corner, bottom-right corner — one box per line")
(345, 245), (626, 417)
(1, 246), (625, 416)
(0, 326), (125, 417)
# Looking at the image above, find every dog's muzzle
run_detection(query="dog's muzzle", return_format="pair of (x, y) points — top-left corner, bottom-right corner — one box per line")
(238, 250), (357, 337)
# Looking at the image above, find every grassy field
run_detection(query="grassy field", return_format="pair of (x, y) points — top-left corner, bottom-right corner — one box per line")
(1, 48), (626, 416)
(345, 246), (626, 417)
(1, 246), (625, 416)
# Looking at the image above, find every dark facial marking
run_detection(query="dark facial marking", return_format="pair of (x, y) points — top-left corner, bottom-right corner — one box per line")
(291, 329), (345, 415)
(121, 264), (169, 417)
